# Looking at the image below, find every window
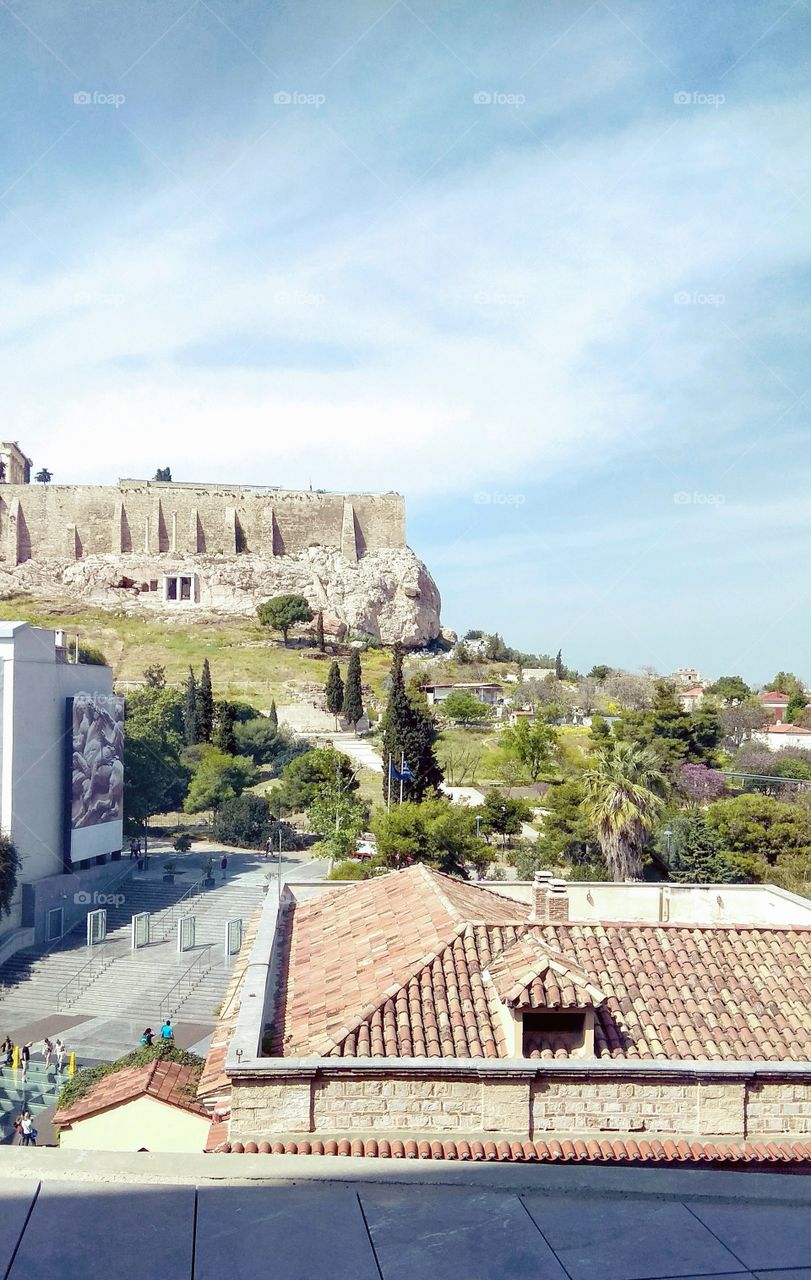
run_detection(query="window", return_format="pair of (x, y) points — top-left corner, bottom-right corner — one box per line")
(180, 576), (191, 601)
(163, 574), (196, 604)
(166, 577), (177, 601)
(522, 1009), (588, 1058)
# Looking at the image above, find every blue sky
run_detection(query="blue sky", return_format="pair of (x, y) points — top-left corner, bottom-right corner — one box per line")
(2, 0), (810, 683)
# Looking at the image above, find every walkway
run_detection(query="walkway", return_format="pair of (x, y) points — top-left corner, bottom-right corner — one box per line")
(1, 1155), (811, 1279)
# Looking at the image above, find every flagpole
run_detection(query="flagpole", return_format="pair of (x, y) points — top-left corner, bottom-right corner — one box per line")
(399, 751), (405, 805)
(387, 753), (392, 812)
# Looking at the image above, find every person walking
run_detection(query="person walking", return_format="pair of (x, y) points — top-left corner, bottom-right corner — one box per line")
(1, 1034), (12, 1068)
(13, 1114), (23, 1144)
(20, 1042), (31, 1082)
(264, 836), (272, 860)
(140, 1027), (154, 1047)
(55, 1038), (65, 1072)
(43, 1037), (54, 1070)
(220, 854), (228, 880)
(159, 1020), (174, 1043)
(129, 838), (138, 859)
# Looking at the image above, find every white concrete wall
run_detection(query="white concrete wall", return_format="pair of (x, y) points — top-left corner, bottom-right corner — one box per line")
(58, 1095), (210, 1153)
(0, 622), (116, 931)
(485, 880), (811, 926)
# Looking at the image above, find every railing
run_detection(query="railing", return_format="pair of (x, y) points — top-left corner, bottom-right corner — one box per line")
(159, 945), (213, 1021)
(55, 949), (116, 1011)
(158, 878), (208, 941)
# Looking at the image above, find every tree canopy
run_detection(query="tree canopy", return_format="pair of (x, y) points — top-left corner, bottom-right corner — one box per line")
(583, 741), (666, 880)
(501, 716), (557, 781)
(257, 594), (313, 645)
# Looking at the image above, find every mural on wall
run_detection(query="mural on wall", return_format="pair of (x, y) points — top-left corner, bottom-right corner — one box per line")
(68, 692), (125, 840)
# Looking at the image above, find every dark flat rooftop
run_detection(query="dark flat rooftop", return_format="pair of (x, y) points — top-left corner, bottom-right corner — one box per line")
(2, 1152), (811, 1279)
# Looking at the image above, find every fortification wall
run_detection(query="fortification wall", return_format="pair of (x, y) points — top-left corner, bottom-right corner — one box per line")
(0, 483), (405, 565)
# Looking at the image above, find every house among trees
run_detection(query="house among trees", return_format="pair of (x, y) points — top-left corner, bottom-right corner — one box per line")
(420, 681), (503, 707)
(758, 690), (791, 722)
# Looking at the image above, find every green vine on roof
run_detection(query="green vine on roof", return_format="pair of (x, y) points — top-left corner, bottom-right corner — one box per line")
(56, 1041), (203, 1114)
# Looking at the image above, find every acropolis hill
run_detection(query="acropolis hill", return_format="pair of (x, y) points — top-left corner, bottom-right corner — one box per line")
(0, 444), (442, 645)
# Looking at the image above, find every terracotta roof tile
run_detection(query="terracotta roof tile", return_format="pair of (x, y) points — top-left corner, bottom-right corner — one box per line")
(54, 1059), (206, 1126)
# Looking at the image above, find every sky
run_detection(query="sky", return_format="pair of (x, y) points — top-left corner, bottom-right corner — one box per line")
(2, 0), (810, 684)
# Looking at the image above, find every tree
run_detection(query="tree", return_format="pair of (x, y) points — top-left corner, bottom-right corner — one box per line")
(34, 468), (52, 483)
(316, 609), (325, 652)
(441, 689), (490, 724)
(257, 594), (313, 646)
(589, 665), (613, 681)
(212, 794), (271, 848)
(309, 787), (367, 860)
(655, 810), (742, 883)
(616, 681), (721, 768)
(554, 649), (564, 680)
(380, 643), (442, 802)
(534, 778), (600, 869)
(153, 467), (172, 482)
(0, 835), (20, 918)
(501, 717), (557, 782)
(705, 792), (811, 869)
(477, 788), (532, 843)
(183, 746), (258, 813)
(372, 797), (479, 876)
(583, 741), (666, 880)
(675, 763), (726, 805)
(273, 745), (358, 814)
(603, 673), (655, 711)
(212, 700), (238, 755)
(769, 671), (806, 698)
(183, 668), (198, 746)
(588, 715), (612, 751)
(143, 663), (166, 689)
(325, 662), (344, 726)
(197, 659), (214, 744)
(268, 700), (278, 731)
(342, 650), (364, 729)
(707, 675), (751, 703)
(77, 643), (108, 666)
(718, 699), (769, 749)
(124, 725), (189, 840)
(787, 691), (810, 723)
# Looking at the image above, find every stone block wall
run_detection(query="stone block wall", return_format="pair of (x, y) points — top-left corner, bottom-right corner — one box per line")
(228, 1069), (811, 1143)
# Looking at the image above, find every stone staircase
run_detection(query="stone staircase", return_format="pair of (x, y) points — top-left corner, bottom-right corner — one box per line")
(0, 870), (267, 1025)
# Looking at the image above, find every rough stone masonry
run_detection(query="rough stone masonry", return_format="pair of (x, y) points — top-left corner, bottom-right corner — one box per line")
(0, 474), (442, 645)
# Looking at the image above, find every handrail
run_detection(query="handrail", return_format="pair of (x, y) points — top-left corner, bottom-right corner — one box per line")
(159, 944), (213, 1021)
(55, 949), (114, 1011)
(158, 877), (208, 940)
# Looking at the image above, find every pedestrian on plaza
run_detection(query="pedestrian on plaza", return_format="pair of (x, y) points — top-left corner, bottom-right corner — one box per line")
(43, 1037), (54, 1069)
(160, 1020), (174, 1043)
(1, 1034), (12, 1067)
(264, 836), (272, 859)
(20, 1113), (36, 1146)
(220, 854), (228, 880)
(20, 1042), (31, 1082)
(140, 1027), (154, 1047)
(55, 1038), (65, 1071)
(129, 838), (138, 859)
(13, 1113), (23, 1144)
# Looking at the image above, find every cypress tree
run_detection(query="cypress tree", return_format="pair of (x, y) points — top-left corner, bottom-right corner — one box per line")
(342, 650), (364, 730)
(554, 649), (564, 680)
(268, 699), (278, 731)
(380, 643), (442, 803)
(213, 700), (237, 755)
(325, 662), (345, 726)
(316, 609), (325, 652)
(197, 659), (215, 743)
(183, 668), (198, 746)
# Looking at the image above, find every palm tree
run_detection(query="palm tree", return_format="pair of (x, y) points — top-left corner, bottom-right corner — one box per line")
(583, 741), (666, 880)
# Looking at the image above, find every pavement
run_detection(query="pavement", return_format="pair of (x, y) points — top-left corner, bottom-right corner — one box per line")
(1, 1152), (811, 1279)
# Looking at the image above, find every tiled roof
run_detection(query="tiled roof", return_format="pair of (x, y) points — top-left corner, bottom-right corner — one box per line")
(272, 865), (528, 1057)
(210, 1133), (811, 1167)
(758, 691), (790, 703)
(54, 1060), (206, 1126)
(487, 937), (605, 1010)
(762, 722), (811, 735)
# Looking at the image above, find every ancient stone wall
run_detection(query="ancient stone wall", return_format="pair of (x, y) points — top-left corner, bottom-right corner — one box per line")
(228, 1069), (811, 1142)
(0, 482), (405, 565)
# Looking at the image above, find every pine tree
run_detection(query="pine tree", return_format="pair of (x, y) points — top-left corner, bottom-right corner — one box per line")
(555, 649), (564, 680)
(197, 658), (215, 743)
(325, 662), (345, 726)
(183, 668), (198, 746)
(380, 643), (442, 803)
(342, 650), (364, 730)
(316, 609), (325, 652)
(268, 700), (278, 731)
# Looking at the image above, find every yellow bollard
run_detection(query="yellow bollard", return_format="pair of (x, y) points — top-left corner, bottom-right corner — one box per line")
(12, 1044), (19, 1070)
(67, 1051), (76, 1077)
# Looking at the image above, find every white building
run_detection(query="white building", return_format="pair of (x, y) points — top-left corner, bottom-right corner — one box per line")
(420, 681), (503, 707)
(0, 622), (124, 950)
(752, 723), (811, 752)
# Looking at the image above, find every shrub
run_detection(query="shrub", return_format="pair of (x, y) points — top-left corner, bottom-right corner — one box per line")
(56, 1043), (202, 1114)
(77, 642), (108, 666)
(173, 833), (193, 853)
(212, 793), (302, 850)
(327, 860), (371, 880)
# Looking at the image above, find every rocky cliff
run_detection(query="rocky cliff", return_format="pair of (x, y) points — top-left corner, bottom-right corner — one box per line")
(0, 546), (442, 647)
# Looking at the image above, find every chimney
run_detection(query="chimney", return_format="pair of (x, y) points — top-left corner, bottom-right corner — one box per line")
(529, 870), (553, 922)
(547, 879), (569, 923)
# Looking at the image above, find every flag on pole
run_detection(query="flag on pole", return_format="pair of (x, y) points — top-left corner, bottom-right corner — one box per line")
(388, 759), (415, 782)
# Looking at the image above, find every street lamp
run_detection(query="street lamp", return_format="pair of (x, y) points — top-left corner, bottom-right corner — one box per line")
(663, 828), (673, 860)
